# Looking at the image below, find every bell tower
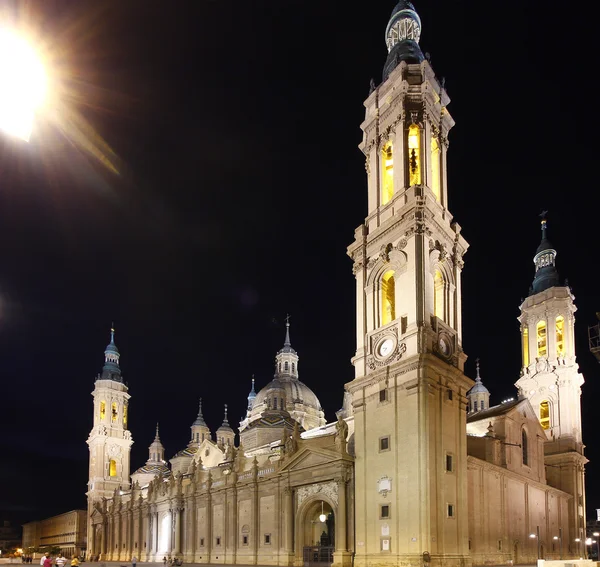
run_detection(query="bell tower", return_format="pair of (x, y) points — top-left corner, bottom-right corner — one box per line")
(346, 2), (472, 566)
(86, 327), (133, 559)
(515, 216), (588, 548)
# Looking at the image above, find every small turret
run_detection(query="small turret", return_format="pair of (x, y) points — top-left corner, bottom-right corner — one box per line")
(216, 404), (235, 448)
(191, 398), (211, 446)
(99, 326), (122, 382)
(530, 214), (560, 296)
(275, 316), (299, 380)
(247, 377), (257, 411)
(467, 359), (490, 413)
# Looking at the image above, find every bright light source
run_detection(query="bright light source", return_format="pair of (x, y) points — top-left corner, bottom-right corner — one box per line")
(586, 538), (593, 546)
(0, 27), (47, 141)
(319, 513), (327, 523)
(575, 538), (581, 542)
(553, 536), (559, 540)
(594, 532), (600, 537)
(529, 534), (537, 539)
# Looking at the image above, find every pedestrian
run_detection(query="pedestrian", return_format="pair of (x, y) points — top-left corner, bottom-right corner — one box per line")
(40, 554), (47, 566)
(163, 557), (167, 567)
(70, 556), (79, 567)
(132, 556), (137, 567)
(43, 556), (52, 567)
(56, 555), (65, 567)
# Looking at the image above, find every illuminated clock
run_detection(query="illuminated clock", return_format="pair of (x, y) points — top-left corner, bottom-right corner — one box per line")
(378, 338), (395, 358)
(438, 336), (451, 357)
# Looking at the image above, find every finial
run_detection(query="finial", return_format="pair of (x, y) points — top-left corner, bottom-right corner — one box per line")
(223, 404), (229, 425)
(475, 358), (481, 381)
(251, 376), (256, 393)
(284, 314), (291, 346)
(539, 210), (548, 237)
(155, 423), (160, 439)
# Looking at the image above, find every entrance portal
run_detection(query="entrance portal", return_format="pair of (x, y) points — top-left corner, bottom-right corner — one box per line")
(301, 500), (335, 565)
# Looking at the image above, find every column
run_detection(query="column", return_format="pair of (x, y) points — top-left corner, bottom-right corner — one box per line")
(252, 483), (259, 564)
(336, 479), (347, 553)
(231, 487), (238, 562)
(206, 493), (213, 560)
(90, 524), (96, 557)
(175, 507), (182, 555)
(153, 511), (159, 555)
(146, 510), (152, 560)
(284, 487), (293, 554)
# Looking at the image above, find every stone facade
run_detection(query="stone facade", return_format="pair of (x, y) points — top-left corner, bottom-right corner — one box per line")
(22, 511), (87, 558)
(85, 3), (588, 567)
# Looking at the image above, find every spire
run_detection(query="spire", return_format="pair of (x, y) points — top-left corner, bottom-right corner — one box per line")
(193, 398), (207, 427)
(222, 404), (229, 427)
(100, 325), (122, 382)
(278, 315), (297, 355)
(467, 358), (490, 413)
(247, 376), (257, 410)
(530, 212), (560, 296)
(217, 403), (233, 433)
(149, 422), (165, 463)
(383, 1), (425, 81)
(154, 423), (160, 442)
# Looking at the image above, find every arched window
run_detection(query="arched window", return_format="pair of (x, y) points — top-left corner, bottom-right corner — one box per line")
(536, 321), (547, 357)
(280, 398), (284, 410)
(123, 404), (128, 428)
(111, 402), (118, 423)
(540, 401), (550, 430)
(522, 327), (530, 367)
(109, 459), (117, 477)
(408, 124), (421, 186)
(431, 136), (441, 201)
(381, 270), (396, 325)
(100, 401), (106, 421)
(278, 363), (281, 372)
(381, 141), (394, 204)
(434, 269), (444, 320)
(196, 433), (199, 443)
(292, 362), (295, 373)
(556, 316), (565, 356)
(274, 397), (278, 409)
(284, 361), (289, 371)
(521, 430), (528, 466)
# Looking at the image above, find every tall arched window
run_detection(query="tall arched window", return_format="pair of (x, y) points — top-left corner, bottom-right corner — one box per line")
(522, 327), (530, 367)
(556, 316), (565, 356)
(536, 321), (547, 357)
(540, 401), (550, 430)
(381, 141), (394, 204)
(431, 136), (441, 201)
(434, 269), (444, 320)
(109, 459), (117, 477)
(521, 430), (528, 466)
(408, 124), (421, 186)
(111, 402), (118, 423)
(100, 401), (106, 421)
(284, 361), (289, 371)
(381, 270), (396, 325)
(123, 404), (128, 428)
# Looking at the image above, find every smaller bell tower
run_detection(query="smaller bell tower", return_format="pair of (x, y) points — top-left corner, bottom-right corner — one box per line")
(86, 328), (133, 559)
(515, 216), (587, 550)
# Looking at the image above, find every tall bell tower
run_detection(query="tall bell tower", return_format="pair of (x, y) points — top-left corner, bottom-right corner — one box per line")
(515, 217), (588, 549)
(86, 328), (133, 559)
(346, 2), (472, 566)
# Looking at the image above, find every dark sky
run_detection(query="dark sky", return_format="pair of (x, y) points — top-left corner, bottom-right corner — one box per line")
(1, 0), (599, 529)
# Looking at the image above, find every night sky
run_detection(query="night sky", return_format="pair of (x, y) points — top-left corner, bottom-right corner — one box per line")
(1, 1), (599, 529)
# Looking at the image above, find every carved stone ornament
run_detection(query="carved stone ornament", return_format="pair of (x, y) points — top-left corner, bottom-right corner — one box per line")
(108, 445), (121, 457)
(397, 238), (408, 250)
(296, 481), (338, 510)
(377, 476), (392, 497)
(352, 262), (363, 275)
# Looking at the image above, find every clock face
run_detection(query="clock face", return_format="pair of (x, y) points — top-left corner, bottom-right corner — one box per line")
(378, 338), (395, 358)
(438, 336), (450, 356)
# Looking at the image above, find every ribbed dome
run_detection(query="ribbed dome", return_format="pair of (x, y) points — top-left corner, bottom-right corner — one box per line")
(254, 378), (321, 411)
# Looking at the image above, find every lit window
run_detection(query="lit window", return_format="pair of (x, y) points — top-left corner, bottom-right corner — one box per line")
(381, 141), (394, 205)
(111, 402), (118, 423)
(408, 124), (421, 186)
(556, 316), (565, 356)
(100, 401), (106, 421)
(521, 430), (528, 466)
(523, 327), (530, 367)
(536, 321), (547, 357)
(434, 269), (444, 320)
(540, 401), (550, 430)
(431, 136), (441, 201)
(109, 459), (117, 477)
(123, 404), (128, 428)
(382, 270), (396, 325)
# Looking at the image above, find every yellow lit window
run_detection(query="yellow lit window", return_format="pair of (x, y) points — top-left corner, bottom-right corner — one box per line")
(111, 402), (118, 423)
(431, 136), (441, 201)
(540, 401), (550, 430)
(556, 315), (565, 356)
(100, 401), (106, 420)
(434, 269), (444, 320)
(408, 124), (421, 186)
(123, 404), (128, 428)
(381, 141), (394, 205)
(109, 459), (117, 477)
(522, 327), (529, 367)
(381, 270), (396, 325)
(536, 321), (547, 357)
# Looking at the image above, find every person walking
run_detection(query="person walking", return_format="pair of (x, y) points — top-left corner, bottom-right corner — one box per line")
(132, 555), (137, 567)
(43, 556), (52, 567)
(56, 555), (65, 567)
(40, 554), (47, 566)
(70, 556), (79, 567)
(163, 557), (167, 567)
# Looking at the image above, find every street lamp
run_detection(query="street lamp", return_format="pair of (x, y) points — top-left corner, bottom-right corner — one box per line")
(0, 27), (47, 141)
(575, 538), (581, 559)
(319, 501), (326, 523)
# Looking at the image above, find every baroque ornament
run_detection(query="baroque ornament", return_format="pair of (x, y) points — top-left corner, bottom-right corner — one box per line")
(296, 481), (338, 509)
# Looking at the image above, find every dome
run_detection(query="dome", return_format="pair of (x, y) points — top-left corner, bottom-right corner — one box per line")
(132, 462), (171, 477)
(468, 380), (490, 396)
(253, 377), (321, 411)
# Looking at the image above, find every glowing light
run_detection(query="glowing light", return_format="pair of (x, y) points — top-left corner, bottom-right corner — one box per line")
(319, 501), (327, 523)
(529, 533), (537, 539)
(0, 27), (47, 141)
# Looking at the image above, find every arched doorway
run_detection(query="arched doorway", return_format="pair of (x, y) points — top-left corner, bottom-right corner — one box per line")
(297, 499), (335, 566)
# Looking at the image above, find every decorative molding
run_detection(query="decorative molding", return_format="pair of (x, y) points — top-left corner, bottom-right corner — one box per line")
(296, 481), (338, 510)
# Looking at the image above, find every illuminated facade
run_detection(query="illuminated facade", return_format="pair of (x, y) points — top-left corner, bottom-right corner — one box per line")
(85, 3), (587, 567)
(22, 511), (87, 558)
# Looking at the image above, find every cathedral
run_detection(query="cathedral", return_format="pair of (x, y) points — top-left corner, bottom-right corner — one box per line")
(85, 3), (588, 566)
